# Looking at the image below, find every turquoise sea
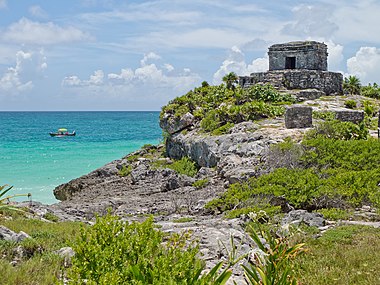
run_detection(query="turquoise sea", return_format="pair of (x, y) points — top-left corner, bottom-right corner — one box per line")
(0, 112), (162, 204)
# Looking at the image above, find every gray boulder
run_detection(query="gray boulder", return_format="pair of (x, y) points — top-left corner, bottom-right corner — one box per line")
(282, 210), (325, 227)
(0, 225), (31, 242)
(160, 112), (195, 135)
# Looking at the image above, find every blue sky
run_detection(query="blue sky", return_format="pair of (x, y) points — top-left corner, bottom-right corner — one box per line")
(0, 0), (379, 111)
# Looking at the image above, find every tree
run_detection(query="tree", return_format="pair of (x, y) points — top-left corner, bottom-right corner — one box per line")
(201, 81), (209, 88)
(222, 72), (238, 90)
(343, 75), (361, 95)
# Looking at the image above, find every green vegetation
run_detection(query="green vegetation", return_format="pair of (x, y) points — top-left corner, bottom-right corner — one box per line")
(173, 217), (194, 223)
(118, 164), (132, 177)
(161, 83), (295, 133)
(67, 214), (203, 284)
(0, 218), (83, 285)
(0, 185), (31, 213)
(222, 72), (238, 90)
(67, 213), (233, 285)
(312, 110), (335, 121)
(294, 225), (380, 284)
(344, 99), (357, 109)
(43, 212), (59, 222)
(192, 178), (209, 189)
(361, 99), (377, 117)
(315, 208), (351, 221)
(207, 120), (380, 216)
(305, 119), (368, 140)
(361, 82), (380, 99)
(152, 157), (198, 177)
(126, 154), (139, 162)
(244, 225), (305, 285)
(343, 75), (361, 95)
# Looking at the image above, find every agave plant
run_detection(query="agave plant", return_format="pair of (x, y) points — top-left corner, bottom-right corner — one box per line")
(0, 184), (31, 212)
(243, 225), (305, 285)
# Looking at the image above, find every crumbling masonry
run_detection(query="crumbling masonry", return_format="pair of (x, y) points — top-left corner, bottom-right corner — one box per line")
(239, 41), (343, 96)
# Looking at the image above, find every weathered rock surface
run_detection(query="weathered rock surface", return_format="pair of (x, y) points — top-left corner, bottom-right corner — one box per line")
(157, 216), (253, 285)
(0, 225), (31, 242)
(160, 112), (195, 134)
(285, 105), (313, 129)
(282, 210), (325, 227)
(334, 109), (365, 124)
(166, 120), (308, 183)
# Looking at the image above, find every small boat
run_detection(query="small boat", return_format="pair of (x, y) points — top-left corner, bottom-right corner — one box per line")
(49, 128), (76, 137)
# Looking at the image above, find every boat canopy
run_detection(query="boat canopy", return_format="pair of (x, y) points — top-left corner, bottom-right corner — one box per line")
(58, 128), (68, 132)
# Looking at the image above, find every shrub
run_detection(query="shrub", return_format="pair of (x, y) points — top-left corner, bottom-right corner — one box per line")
(168, 157), (198, 177)
(316, 208), (351, 221)
(211, 122), (234, 136)
(118, 165), (132, 177)
(207, 136), (380, 214)
(312, 111), (335, 121)
(67, 214), (204, 285)
(361, 100), (377, 117)
(43, 212), (59, 222)
(344, 100), (357, 109)
(243, 225), (305, 285)
(126, 154), (139, 162)
(361, 83), (380, 99)
(305, 120), (368, 140)
(192, 179), (209, 189)
(161, 83), (294, 134)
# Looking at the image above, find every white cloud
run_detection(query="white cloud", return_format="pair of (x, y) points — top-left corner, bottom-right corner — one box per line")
(213, 46), (268, 84)
(88, 70), (104, 85)
(2, 18), (92, 45)
(140, 52), (161, 66)
(0, 48), (47, 95)
(326, 41), (344, 71)
(164, 63), (174, 72)
(282, 4), (338, 38)
(332, 1), (380, 43)
(29, 5), (48, 19)
(62, 75), (82, 86)
(0, 51), (38, 93)
(347, 47), (380, 84)
(62, 53), (201, 104)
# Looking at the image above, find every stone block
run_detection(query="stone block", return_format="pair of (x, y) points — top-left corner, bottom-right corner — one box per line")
(292, 89), (325, 101)
(334, 109), (364, 124)
(285, 106), (312, 129)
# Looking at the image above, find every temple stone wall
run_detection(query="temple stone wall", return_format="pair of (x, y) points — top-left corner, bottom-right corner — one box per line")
(269, 41), (327, 71)
(239, 41), (343, 96)
(239, 70), (343, 95)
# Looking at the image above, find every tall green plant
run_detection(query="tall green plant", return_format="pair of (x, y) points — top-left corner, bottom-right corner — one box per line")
(243, 226), (305, 285)
(0, 184), (31, 212)
(343, 75), (361, 95)
(222, 72), (238, 90)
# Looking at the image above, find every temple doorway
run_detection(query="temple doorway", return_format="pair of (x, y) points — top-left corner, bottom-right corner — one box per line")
(285, 57), (296, 69)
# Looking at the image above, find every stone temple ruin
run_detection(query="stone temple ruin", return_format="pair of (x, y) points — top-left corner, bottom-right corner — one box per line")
(238, 41), (367, 129)
(239, 41), (343, 99)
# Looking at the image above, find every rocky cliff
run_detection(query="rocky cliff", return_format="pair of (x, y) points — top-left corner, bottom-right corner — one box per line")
(46, 91), (379, 283)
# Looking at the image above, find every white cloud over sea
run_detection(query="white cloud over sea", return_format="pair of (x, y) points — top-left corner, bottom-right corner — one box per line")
(0, 49), (47, 94)
(61, 52), (201, 109)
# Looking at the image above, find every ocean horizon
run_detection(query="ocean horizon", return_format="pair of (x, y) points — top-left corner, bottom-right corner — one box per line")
(0, 111), (162, 204)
